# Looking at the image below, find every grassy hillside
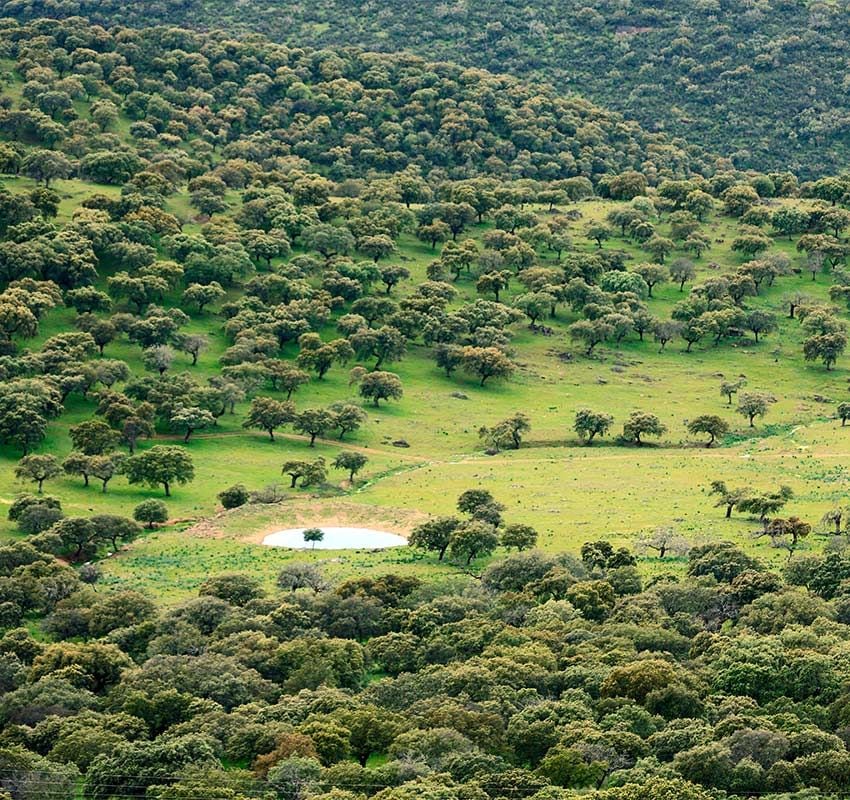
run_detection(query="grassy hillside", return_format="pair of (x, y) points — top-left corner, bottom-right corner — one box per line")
(0, 16), (849, 599)
(1, 157), (848, 598)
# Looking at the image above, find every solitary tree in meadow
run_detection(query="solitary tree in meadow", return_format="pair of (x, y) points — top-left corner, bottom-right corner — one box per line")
(710, 480), (750, 519)
(622, 412), (666, 445)
(736, 391), (774, 427)
(281, 458), (327, 489)
(478, 413), (531, 451)
(686, 415), (729, 447)
(303, 527), (325, 549)
(333, 451), (368, 482)
(636, 527), (690, 559)
(574, 408), (614, 444)
(133, 499), (168, 529)
(720, 379), (746, 405)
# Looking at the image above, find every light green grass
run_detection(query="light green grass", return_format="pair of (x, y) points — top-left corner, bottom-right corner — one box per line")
(96, 202), (850, 599)
(2, 153), (848, 600)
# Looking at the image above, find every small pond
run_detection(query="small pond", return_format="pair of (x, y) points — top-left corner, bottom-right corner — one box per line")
(262, 526), (408, 550)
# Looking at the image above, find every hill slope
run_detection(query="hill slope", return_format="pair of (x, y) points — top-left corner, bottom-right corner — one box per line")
(0, 14), (705, 182)
(4, 17), (850, 799)
(9, 0), (848, 176)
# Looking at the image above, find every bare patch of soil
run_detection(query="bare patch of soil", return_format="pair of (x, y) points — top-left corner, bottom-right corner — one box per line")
(184, 497), (429, 544)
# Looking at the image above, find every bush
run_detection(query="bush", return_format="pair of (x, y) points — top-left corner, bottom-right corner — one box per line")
(8, 494), (61, 522)
(218, 483), (249, 509)
(133, 499), (168, 529)
(17, 504), (64, 535)
(249, 484), (287, 504)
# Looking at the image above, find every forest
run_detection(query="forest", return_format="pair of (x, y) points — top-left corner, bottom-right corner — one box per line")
(1, 0), (849, 176)
(0, 7), (850, 800)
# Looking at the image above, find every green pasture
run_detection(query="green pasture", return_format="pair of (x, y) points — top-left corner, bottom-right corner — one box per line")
(2, 166), (849, 600)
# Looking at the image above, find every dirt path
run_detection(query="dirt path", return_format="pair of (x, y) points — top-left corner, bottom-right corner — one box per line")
(155, 429), (425, 460)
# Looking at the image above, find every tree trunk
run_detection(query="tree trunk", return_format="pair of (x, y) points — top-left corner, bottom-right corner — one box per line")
(163, 482), (170, 497)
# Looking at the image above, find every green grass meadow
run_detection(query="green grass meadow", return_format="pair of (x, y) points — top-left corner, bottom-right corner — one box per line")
(2, 166), (849, 601)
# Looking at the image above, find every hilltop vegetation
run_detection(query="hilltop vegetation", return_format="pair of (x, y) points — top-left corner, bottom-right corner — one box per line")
(4, 11), (850, 800)
(0, 15), (701, 182)
(8, 0), (849, 176)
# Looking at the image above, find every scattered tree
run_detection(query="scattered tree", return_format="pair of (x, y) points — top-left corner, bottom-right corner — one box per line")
(123, 446), (194, 496)
(15, 454), (60, 493)
(687, 415), (730, 447)
(622, 412), (666, 445)
(333, 451), (368, 483)
(574, 408), (614, 444)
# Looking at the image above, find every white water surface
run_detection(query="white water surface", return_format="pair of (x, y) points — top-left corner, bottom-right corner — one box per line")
(262, 526), (408, 550)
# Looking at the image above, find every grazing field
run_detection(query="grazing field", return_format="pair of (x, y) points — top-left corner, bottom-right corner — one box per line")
(0, 173), (843, 599)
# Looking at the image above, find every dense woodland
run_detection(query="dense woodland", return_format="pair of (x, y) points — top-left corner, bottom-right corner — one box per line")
(6, 529), (850, 800)
(1, 8), (850, 800)
(2, 0), (849, 176)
